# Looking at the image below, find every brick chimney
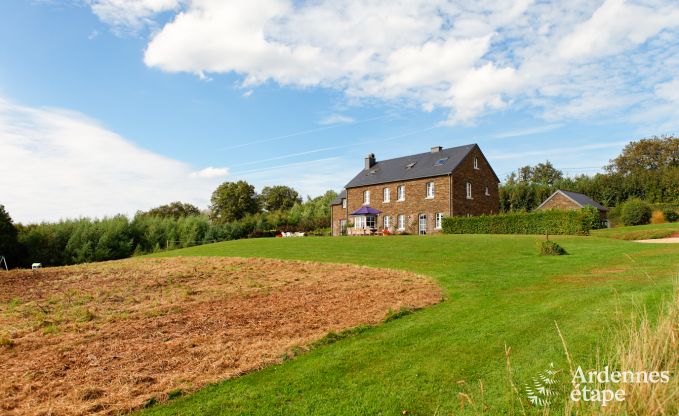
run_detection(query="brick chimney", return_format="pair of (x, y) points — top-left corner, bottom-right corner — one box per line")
(364, 153), (376, 170)
(431, 146), (442, 153)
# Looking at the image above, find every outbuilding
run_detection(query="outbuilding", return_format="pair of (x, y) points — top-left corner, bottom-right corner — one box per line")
(536, 189), (608, 223)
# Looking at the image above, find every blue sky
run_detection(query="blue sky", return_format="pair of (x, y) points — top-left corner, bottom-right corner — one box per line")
(1, 0), (678, 222)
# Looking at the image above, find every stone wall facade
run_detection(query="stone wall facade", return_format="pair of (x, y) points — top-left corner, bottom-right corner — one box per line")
(345, 175), (451, 235)
(451, 146), (500, 216)
(538, 192), (579, 211)
(331, 203), (348, 236)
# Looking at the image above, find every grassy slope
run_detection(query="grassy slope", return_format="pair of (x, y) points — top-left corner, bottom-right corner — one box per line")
(141, 234), (678, 415)
(592, 222), (679, 240)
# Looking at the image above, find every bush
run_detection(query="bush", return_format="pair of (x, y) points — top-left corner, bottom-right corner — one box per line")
(663, 208), (679, 223)
(620, 199), (652, 226)
(537, 240), (567, 256)
(441, 207), (602, 236)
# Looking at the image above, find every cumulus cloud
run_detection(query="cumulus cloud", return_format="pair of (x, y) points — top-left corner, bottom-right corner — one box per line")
(91, 0), (679, 126)
(0, 97), (227, 223)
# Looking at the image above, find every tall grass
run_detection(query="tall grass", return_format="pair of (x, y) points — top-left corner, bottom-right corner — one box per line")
(592, 285), (678, 415)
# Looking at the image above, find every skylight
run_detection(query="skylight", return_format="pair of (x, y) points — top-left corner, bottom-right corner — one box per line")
(434, 157), (449, 166)
(406, 162), (416, 169)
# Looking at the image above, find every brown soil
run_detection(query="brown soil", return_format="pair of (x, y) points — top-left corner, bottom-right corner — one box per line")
(0, 257), (441, 415)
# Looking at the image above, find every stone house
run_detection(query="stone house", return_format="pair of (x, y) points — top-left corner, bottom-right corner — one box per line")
(536, 189), (608, 222)
(330, 144), (500, 236)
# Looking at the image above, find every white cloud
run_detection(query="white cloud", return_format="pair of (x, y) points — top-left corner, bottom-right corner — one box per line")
(557, 0), (679, 61)
(89, 0), (183, 34)
(318, 114), (355, 125)
(91, 0), (679, 127)
(0, 97), (226, 223)
(189, 166), (229, 178)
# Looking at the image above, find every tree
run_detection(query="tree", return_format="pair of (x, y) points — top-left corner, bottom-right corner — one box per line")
(209, 181), (260, 223)
(506, 161), (563, 186)
(259, 186), (302, 212)
(138, 201), (201, 219)
(606, 136), (679, 175)
(0, 204), (19, 267)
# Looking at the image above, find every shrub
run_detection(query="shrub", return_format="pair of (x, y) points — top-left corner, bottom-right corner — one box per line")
(441, 208), (601, 236)
(620, 199), (652, 226)
(663, 208), (679, 223)
(651, 211), (666, 224)
(538, 240), (567, 256)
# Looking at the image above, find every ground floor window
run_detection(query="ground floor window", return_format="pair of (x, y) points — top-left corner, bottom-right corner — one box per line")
(365, 216), (376, 229)
(384, 215), (390, 229)
(354, 216), (365, 228)
(397, 214), (405, 230)
(435, 213), (443, 229)
(340, 219), (347, 235)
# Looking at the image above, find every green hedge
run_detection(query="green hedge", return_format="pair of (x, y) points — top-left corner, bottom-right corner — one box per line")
(442, 207), (602, 236)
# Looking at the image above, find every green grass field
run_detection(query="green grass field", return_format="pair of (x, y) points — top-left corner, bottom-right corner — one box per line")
(592, 222), (679, 240)
(140, 232), (679, 415)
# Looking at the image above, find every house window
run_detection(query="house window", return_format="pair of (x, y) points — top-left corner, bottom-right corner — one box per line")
(397, 214), (405, 230)
(383, 187), (390, 202)
(366, 216), (376, 229)
(466, 182), (473, 199)
(363, 190), (370, 205)
(426, 182), (435, 198)
(384, 215), (390, 229)
(397, 185), (405, 201)
(342, 198), (347, 208)
(485, 186), (490, 196)
(354, 216), (365, 228)
(435, 213), (444, 229)
(473, 157), (479, 170)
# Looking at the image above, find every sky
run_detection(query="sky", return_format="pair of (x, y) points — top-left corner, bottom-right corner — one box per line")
(1, 0), (678, 223)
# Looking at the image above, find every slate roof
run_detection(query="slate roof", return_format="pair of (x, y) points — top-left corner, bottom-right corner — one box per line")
(330, 189), (347, 206)
(344, 144), (497, 189)
(539, 189), (608, 211)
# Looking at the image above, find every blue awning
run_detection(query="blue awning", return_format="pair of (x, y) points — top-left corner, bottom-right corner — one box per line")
(350, 206), (382, 215)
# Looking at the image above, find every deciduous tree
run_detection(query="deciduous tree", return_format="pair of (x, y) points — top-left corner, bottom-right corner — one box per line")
(259, 186), (302, 212)
(210, 181), (260, 223)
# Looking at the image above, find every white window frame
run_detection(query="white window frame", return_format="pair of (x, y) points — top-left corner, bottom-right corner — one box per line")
(473, 157), (479, 170)
(363, 190), (370, 205)
(354, 216), (365, 228)
(397, 214), (405, 230)
(466, 182), (473, 199)
(435, 213), (443, 229)
(342, 198), (347, 208)
(426, 182), (435, 199)
(383, 187), (390, 202)
(397, 185), (405, 201)
(384, 215), (390, 229)
(485, 186), (490, 196)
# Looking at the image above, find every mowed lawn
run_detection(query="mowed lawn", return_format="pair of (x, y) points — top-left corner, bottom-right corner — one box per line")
(142, 232), (679, 415)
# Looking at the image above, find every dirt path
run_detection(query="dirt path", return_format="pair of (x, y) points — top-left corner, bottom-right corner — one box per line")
(0, 257), (441, 415)
(635, 237), (679, 243)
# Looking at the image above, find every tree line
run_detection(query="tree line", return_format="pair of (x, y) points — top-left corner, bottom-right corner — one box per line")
(499, 136), (678, 213)
(0, 184), (337, 268)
